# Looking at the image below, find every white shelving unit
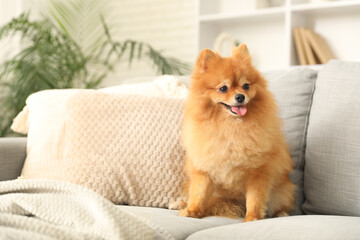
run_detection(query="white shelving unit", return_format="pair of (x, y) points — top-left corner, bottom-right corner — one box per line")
(197, 0), (360, 71)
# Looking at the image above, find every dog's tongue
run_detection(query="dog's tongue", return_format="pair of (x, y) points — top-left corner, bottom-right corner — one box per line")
(231, 106), (247, 116)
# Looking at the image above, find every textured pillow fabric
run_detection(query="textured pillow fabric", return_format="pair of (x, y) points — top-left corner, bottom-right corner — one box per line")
(11, 76), (188, 181)
(63, 91), (186, 207)
(303, 60), (360, 216)
(264, 68), (317, 215)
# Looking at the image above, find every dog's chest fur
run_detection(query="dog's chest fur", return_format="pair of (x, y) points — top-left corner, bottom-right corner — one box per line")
(190, 118), (272, 189)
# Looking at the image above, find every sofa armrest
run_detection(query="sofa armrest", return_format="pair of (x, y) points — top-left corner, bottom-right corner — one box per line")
(0, 137), (27, 181)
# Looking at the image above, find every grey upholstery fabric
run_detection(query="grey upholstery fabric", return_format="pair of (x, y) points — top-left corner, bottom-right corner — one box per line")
(303, 60), (360, 216)
(264, 68), (317, 215)
(186, 215), (360, 240)
(265, 68), (317, 169)
(0, 137), (27, 181)
(118, 205), (242, 240)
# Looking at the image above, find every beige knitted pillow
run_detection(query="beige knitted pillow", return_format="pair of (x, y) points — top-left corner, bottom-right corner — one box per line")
(11, 77), (188, 183)
(63, 91), (186, 207)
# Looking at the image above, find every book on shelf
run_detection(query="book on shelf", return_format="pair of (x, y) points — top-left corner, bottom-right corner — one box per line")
(293, 27), (307, 65)
(301, 27), (318, 65)
(293, 27), (335, 65)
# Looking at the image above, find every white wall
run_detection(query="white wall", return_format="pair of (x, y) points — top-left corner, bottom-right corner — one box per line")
(104, 0), (196, 86)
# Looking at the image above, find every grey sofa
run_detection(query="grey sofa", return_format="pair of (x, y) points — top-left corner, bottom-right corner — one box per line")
(1, 60), (360, 240)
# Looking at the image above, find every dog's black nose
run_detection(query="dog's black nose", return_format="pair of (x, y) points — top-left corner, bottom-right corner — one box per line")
(235, 94), (245, 103)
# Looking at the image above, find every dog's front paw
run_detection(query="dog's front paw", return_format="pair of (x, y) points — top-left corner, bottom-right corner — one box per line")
(179, 207), (203, 218)
(275, 211), (289, 218)
(169, 201), (186, 210)
(243, 215), (258, 222)
(244, 213), (261, 222)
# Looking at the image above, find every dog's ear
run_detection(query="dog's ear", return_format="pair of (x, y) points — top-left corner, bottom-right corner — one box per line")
(195, 48), (218, 72)
(232, 44), (251, 62)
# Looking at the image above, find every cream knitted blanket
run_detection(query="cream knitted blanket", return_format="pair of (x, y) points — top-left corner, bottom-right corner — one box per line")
(0, 179), (173, 240)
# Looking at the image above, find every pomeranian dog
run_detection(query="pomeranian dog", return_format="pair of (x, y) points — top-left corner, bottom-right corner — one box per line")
(179, 44), (295, 222)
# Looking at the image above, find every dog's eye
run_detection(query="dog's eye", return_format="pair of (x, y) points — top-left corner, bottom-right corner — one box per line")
(219, 86), (228, 93)
(242, 83), (250, 90)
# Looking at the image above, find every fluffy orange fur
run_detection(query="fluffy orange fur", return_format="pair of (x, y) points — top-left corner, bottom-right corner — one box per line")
(179, 44), (295, 222)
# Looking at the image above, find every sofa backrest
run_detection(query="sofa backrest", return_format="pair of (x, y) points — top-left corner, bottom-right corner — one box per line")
(0, 137), (27, 181)
(303, 60), (360, 217)
(264, 69), (317, 215)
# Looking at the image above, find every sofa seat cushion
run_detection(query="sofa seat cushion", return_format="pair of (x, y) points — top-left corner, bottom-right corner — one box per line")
(186, 215), (360, 240)
(118, 206), (241, 240)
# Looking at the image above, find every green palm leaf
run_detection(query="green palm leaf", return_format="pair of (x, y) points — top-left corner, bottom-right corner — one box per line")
(43, 0), (110, 55)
